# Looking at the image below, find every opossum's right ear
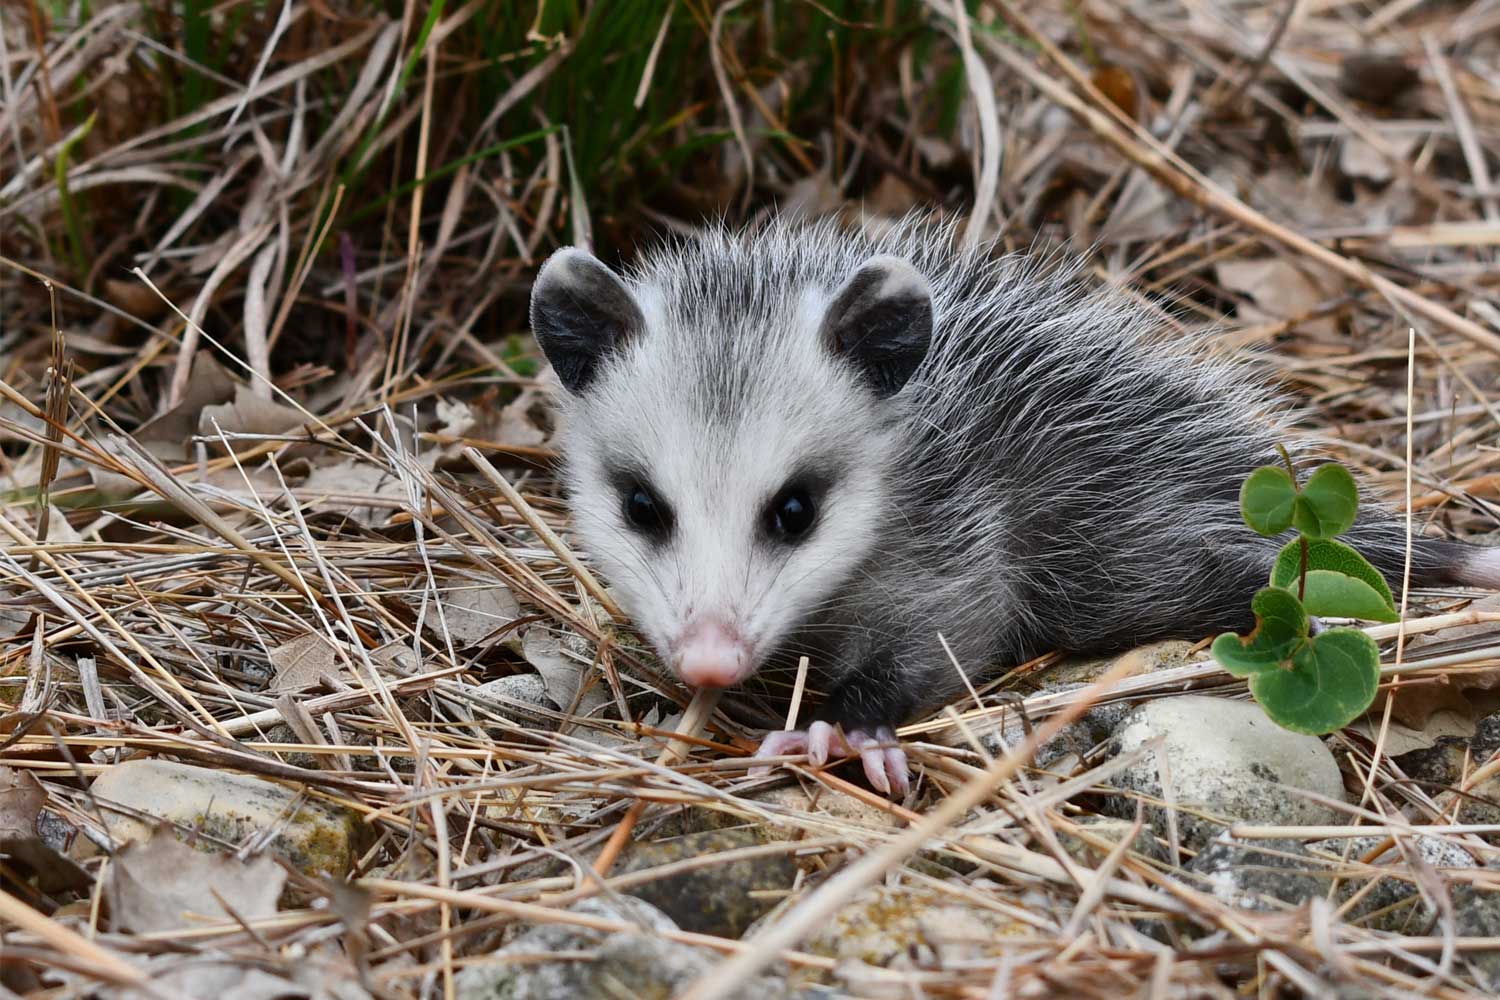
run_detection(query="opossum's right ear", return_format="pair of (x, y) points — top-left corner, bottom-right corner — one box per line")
(821, 255), (933, 398)
(530, 248), (645, 393)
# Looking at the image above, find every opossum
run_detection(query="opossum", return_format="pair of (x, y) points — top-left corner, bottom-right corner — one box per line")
(528, 216), (1500, 796)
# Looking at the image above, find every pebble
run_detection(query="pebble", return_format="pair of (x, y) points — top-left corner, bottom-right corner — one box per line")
(89, 759), (358, 878)
(1309, 834), (1479, 932)
(1105, 696), (1347, 850)
(452, 896), (799, 1000)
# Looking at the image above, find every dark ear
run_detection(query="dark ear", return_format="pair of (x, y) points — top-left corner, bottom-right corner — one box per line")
(530, 248), (645, 393)
(820, 255), (933, 398)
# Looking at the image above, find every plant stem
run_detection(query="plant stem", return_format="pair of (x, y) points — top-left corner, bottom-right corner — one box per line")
(1275, 443), (1297, 483)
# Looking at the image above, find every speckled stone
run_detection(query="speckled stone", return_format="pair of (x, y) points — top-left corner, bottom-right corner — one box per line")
(89, 759), (358, 878)
(1393, 711), (1500, 838)
(471, 677), (561, 716)
(452, 896), (799, 1000)
(613, 827), (799, 938)
(750, 880), (1033, 987)
(1057, 816), (1167, 865)
(1186, 837), (1326, 911)
(1104, 696), (1347, 850)
(1310, 834), (1478, 932)
(1454, 883), (1500, 989)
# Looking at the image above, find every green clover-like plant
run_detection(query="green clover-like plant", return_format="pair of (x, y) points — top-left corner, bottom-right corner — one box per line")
(1215, 450), (1394, 734)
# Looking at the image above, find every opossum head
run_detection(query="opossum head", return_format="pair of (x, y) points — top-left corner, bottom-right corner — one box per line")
(530, 244), (932, 688)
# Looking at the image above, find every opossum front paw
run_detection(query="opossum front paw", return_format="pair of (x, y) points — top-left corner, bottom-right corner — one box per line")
(751, 721), (910, 797)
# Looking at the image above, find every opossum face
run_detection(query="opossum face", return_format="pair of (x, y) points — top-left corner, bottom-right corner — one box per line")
(531, 246), (932, 689)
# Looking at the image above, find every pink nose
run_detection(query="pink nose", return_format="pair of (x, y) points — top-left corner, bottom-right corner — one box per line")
(674, 618), (754, 688)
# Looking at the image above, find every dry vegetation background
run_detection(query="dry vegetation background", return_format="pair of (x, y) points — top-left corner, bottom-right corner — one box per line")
(4, 0), (1500, 997)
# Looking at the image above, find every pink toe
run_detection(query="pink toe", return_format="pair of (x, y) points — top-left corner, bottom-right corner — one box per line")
(859, 746), (891, 794)
(884, 748), (910, 797)
(751, 730), (807, 778)
(845, 726), (911, 798)
(756, 730), (807, 758)
(807, 721), (835, 765)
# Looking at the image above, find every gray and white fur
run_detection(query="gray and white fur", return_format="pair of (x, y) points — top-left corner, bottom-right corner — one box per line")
(529, 216), (1500, 795)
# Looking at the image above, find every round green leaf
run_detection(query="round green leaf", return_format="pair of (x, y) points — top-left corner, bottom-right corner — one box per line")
(1293, 570), (1399, 622)
(1291, 464), (1358, 540)
(1211, 586), (1309, 677)
(1249, 627), (1380, 735)
(1240, 466), (1298, 537)
(1212, 633), (1283, 677)
(1269, 538), (1394, 611)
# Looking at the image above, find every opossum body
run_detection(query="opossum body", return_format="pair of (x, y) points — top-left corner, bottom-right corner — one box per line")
(529, 217), (1500, 796)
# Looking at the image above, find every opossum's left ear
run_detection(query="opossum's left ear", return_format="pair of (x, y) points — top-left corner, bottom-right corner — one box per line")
(530, 248), (645, 393)
(821, 255), (933, 398)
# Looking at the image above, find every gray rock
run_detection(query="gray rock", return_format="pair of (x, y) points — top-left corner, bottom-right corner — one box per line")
(452, 896), (796, 1000)
(750, 881), (1032, 988)
(1105, 696), (1347, 850)
(1393, 711), (1500, 838)
(613, 827), (798, 938)
(1057, 816), (1167, 865)
(1454, 883), (1500, 989)
(89, 759), (358, 877)
(473, 673), (560, 717)
(1309, 834), (1478, 932)
(1186, 837), (1325, 911)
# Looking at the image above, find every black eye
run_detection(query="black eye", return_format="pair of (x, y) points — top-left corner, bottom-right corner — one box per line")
(767, 488), (816, 541)
(623, 483), (673, 537)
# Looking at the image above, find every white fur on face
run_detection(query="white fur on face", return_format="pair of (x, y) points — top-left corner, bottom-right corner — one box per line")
(555, 282), (897, 679)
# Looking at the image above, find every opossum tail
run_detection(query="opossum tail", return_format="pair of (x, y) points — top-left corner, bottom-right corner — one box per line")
(1340, 517), (1500, 590)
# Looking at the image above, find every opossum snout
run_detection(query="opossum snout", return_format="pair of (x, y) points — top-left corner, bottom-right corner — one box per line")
(673, 616), (755, 688)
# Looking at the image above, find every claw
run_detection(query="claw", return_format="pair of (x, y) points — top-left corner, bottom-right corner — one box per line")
(751, 723), (911, 798)
(847, 726), (909, 797)
(807, 720), (839, 765)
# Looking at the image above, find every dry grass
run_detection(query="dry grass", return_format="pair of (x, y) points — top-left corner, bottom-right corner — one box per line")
(4, 1), (1500, 997)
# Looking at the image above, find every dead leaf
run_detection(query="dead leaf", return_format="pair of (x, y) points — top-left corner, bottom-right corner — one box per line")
(269, 632), (352, 693)
(41, 505), (82, 543)
(299, 458), (405, 524)
(136, 354), (238, 448)
(199, 384), (308, 439)
(1374, 595), (1500, 727)
(522, 625), (607, 717)
(1216, 257), (1340, 337)
(0, 767), (94, 893)
(106, 828), (285, 933)
(440, 585), (521, 646)
(1340, 134), (1420, 185)
(435, 398), (476, 438)
(103, 278), (169, 322)
(490, 389), (550, 449)
(1092, 64), (1138, 119)
(0, 766), (44, 841)
(1339, 53), (1419, 107)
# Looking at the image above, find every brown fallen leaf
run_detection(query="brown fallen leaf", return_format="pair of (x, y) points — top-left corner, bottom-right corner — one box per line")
(1373, 594), (1500, 728)
(0, 765), (44, 840)
(1339, 52), (1419, 107)
(523, 624), (608, 717)
(298, 458), (405, 524)
(1216, 256), (1340, 338)
(0, 766), (90, 893)
(1092, 63), (1138, 119)
(439, 584), (521, 647)
(269, 632), (353, 693)
(106, 828), (285, 933)
(198, 384), (309, 439)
